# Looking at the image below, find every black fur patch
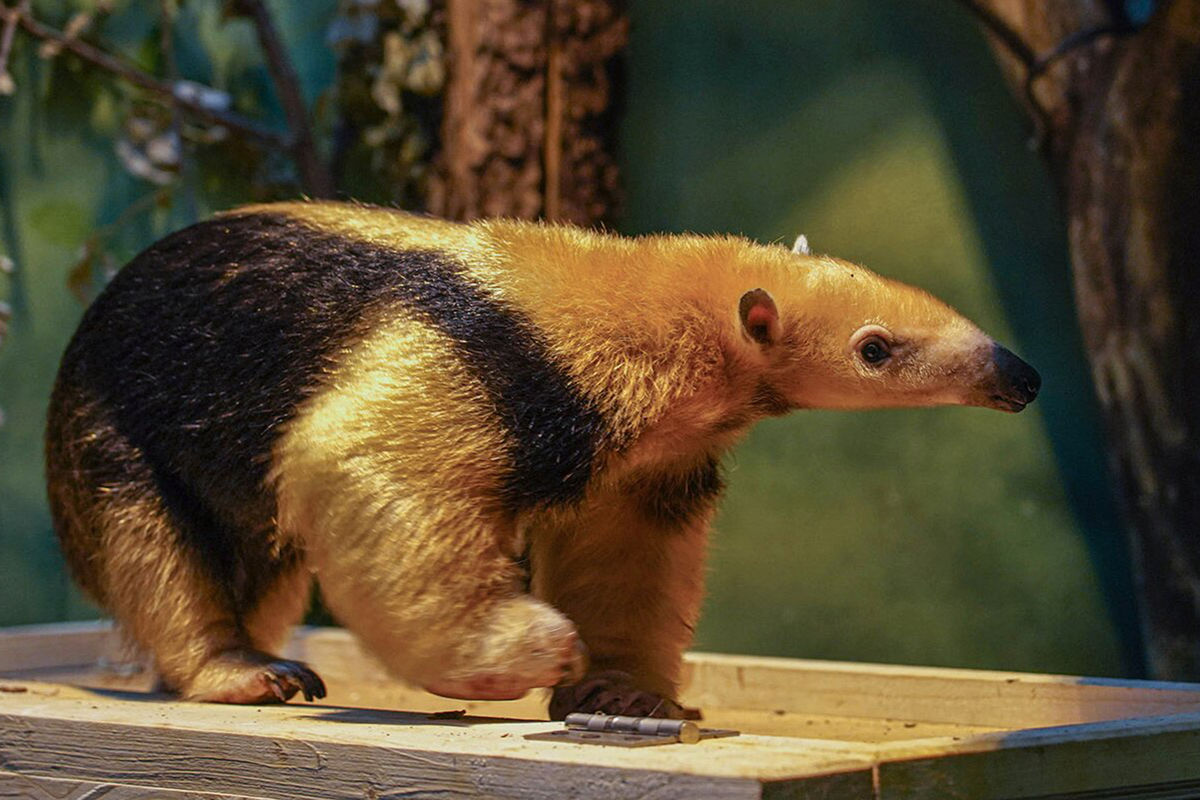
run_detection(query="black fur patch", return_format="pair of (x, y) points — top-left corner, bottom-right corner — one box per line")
(53, 208), (606, 601)
(750, 381), (791, 416)
(627, 456), (725, 528)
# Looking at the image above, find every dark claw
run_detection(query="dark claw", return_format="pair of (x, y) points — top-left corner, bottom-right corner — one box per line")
(549, 670), (697, 720)
(265, 660), (327, 703)
(299, 667), (327, 701)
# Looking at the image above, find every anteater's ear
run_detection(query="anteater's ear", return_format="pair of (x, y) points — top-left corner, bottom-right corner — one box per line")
(738, 288), (780, 346)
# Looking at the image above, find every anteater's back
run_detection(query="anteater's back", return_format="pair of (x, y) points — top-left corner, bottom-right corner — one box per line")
(47, 209), (465, 604)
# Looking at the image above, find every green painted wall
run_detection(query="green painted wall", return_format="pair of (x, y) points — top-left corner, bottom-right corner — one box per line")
(0, 1), (1140, 678)
(620, 0), (1139, 676)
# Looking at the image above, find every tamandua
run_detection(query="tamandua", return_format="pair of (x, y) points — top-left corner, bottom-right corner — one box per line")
(45, 201), (1041, 717)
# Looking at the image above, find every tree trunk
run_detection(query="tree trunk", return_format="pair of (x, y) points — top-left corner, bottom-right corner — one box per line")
(428, 0), (626, 224)
(972, 0), (1200, 679)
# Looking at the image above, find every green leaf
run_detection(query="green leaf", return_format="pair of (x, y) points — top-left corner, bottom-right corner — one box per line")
(27, 199), (91, 246)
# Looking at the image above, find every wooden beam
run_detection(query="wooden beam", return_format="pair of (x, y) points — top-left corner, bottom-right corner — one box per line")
(428, 0), (626, 224)
(0, 681), (876, 799)
(0, 770), (266, 799)
(681, 651), (1200, 729)
(10, 623), (1200, 732)
(5, 624), (1200, 797)
(876, 712), (1200, 799)
(0, 621), (121, 672)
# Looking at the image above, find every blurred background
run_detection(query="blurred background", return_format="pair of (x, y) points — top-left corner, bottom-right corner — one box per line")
(4, 0), (1192, 682)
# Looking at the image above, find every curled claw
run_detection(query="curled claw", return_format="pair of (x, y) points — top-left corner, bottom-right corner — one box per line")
(549, 670), (699, 720)
(264, 660), (327, 702)
(183, 650), (328, 704)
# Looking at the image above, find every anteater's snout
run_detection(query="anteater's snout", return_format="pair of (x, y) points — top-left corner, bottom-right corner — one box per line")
(990, 344), (1041, 412)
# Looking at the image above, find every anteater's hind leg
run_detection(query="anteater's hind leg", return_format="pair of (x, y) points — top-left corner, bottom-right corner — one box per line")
(96, 498), (323, 703)
(184, 561), (323, 703)
(46, 394), (323, 704)
(94, 494), (322, 703)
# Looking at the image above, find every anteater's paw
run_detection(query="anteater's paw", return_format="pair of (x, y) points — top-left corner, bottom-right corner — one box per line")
(548, 670), (700, 721)
(423, 596), (587, 701)
(183, 649), (327, 704)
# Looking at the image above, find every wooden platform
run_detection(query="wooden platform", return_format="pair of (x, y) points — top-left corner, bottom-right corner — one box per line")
(3, 622), (1200, 798)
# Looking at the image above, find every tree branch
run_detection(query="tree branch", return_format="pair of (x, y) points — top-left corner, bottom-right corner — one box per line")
(953, 0), (1134, 149)
(1, 2), (285, 147)
(1031, 23), (1129, 76)
(232, 0), (334, 197)
(0, 0), (26, 94)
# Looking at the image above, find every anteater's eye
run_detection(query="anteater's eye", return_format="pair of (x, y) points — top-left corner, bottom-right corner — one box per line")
(859, 337), (891, 365)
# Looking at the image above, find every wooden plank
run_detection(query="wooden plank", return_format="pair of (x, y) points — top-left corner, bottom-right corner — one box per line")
(0, 681), (878, 798)
(11, 623), (1200, 735)
(874, 712), (1200, 799)
(291, 627), (1200, 730)
(283, 630), (1004, 741)
(8, 624), (1200, 797)
(7, 679), (1200, 800)
(0, 770), (269, 799)
(286, 628), (1200, 728)
(285, 627), (1200, 729)
(3, 666), (1005, 744)
(681, 651), (1200, 729)
(0, 621), (120, 672)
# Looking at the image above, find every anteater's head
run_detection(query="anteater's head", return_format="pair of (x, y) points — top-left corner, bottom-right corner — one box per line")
(733, 242), (1040, 414)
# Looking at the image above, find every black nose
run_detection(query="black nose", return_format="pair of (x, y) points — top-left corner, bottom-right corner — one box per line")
(993, 344), (1041, 404)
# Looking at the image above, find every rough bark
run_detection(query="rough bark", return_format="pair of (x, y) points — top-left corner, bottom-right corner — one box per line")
(972, 0), (1200, 679)
(428, 0), (626, 224)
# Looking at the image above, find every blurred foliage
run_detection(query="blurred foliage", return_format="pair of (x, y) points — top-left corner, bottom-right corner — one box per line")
(0, 0), (447, 304)
(328, 0), (443, 205)
(0, 0), (426, 622)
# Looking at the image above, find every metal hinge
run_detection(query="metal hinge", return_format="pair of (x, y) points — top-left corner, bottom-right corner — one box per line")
(524, 712), (740, 747)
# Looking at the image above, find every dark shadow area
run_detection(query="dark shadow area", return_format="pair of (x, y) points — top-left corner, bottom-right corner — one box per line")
(2, 681), (536, 725)
(302, 707), (529, 727)
(52, 686), (172, 703)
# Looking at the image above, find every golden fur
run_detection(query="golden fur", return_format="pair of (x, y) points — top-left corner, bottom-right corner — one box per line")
(246, 202), (1011, 708)
(48, 200), (1037, 714)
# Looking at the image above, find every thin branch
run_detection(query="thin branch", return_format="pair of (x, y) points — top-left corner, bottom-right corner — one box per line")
(953, 0), (1141, 148)
(158, 0), (198, 220)
(1031, 23), (1127, 76)
(233, 0), (334, 197)
(2, 2), (285, 147)
(0, 0), (26, 93)
(159, 0), (179, 99)
(70, 186), (174, 302)
(953, 0), (1054, 145)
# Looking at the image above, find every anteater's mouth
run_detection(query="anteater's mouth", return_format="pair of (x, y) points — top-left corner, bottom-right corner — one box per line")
(988, 344), (1040, 413)
(990, 394), (1029, 413)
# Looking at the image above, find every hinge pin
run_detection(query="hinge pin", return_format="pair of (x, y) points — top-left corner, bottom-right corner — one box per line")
(564, 712), (701, 744)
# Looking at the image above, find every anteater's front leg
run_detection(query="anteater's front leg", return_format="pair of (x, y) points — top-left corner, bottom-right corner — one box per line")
(533, 455), (721, 719)
(291, 477), (588, 700)
(273, 321), (588, 700)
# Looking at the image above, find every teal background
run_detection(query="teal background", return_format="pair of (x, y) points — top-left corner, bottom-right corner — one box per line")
(0, 1), (1140, 676)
